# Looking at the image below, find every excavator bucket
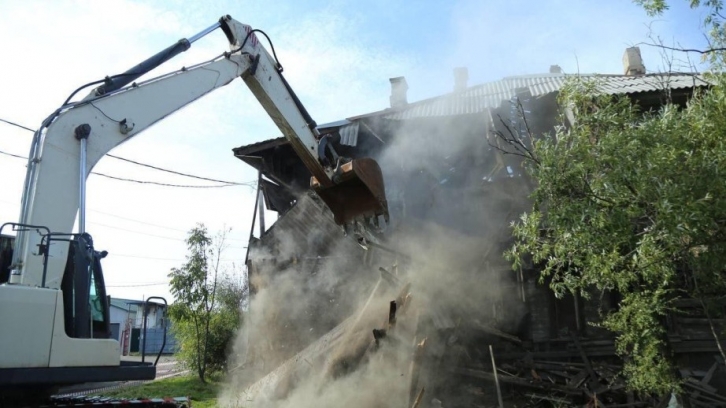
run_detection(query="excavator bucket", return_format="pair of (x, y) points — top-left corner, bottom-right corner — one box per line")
(311, 158), (389, 226)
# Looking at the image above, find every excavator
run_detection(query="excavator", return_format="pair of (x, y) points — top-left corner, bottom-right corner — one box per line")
(0, 15), (388, 406)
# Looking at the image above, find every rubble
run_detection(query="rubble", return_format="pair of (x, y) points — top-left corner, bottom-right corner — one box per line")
(223, 68), (726, 407)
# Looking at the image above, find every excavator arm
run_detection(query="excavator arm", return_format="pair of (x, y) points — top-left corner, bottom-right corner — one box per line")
(10, 15), (388, 290)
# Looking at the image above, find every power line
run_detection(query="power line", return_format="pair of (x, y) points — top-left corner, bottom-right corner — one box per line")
(89, 221), (185, 242)
(108, 253), (184, 261)
(0, 148), (251, 189)
(106, 154), (246, 186)
(93, 171), (241, 188)
(0, 198), (250, 245)
(108, 252), (244, 262)
(87, 208), (248, 242)
(0, 118), (35, 133)
(89, 221), (246, 249)
(106, 282), (168, 288)
(0, 117), (256, 187)
(0, 149), (27, 160)
(90, 208), (189, 233)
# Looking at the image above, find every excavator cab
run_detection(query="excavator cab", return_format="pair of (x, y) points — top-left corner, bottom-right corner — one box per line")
(311, 157), (389, 226)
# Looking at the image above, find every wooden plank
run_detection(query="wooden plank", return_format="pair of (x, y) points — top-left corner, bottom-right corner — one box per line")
(408, 337), (427, 407)
(571, 335), (608, 407)
(700, 362), (718, 385)
(571, 335), (598, 382)
(378, 266), (401, 288)
(410, 387), (425, 408)
(569, 369), (589, 389)
(490, 345), (504, 408)
(388, 300), (397, 329)
(604, 403), (650, 408)
(472, 322), (522, 344)
(524, 393), (572, 405)
(451, 367), (583, 396)
(683, 381), (726, 405)
(689, 361), (719, 403)
(322, 278), (388, 379)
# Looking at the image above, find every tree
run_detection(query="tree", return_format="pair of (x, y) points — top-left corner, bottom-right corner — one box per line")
(635, 1), (726, 64)
(504, 74), (726, 393)
(497, 1), (726, 394)
(168, 223), (245, 382)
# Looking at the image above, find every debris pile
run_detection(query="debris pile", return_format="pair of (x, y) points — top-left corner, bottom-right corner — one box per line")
(225, 68), (726, 407)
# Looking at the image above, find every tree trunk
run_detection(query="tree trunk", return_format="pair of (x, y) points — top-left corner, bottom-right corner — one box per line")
(700, 297), (726, 364)
(192, 313), (206, 383)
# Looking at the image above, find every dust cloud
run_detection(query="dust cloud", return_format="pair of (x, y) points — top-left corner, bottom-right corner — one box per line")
(218, 99), (534, 407)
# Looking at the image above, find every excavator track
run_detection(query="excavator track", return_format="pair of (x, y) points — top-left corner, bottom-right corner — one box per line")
(46, 396), (190, 407)
(10, 395), (191, 408)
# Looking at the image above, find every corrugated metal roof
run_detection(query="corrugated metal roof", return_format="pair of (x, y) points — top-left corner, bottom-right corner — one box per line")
(338, 121), (359, 146)
(109, 298), (139, 311)
(382, 73), (709, 120)
(232, 136), (287, 156)
(316, 119), (359, 146)
(232, 73), (709, 153)
(317, 119), (351, 130)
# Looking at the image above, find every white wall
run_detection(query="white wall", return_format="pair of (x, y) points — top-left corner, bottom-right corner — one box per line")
(135, 305), (162, 328)
(110, 306), (129, 326)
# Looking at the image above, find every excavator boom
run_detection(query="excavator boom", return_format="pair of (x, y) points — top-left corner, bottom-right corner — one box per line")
(0, 14), (388, 406)
(218, 17), (388, 226)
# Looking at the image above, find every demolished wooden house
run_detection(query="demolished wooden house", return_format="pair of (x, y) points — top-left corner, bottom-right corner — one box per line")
(229, 50), (725, 407)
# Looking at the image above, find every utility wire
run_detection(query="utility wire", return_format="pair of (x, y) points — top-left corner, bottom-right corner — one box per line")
(106, 282), (168, 288)
(0, 148), (250, 189)
(89, 220), (247, 249)
(93, 171), (241, 188)
(90, 209), (191, 233)
(109, 253), (186, 261)
(110, 252), (244, 262)
(0, 149), (27, 160)
(106, 154), (246, 186)
(0, 117), (255, 187)
(87, 208), (248, 242)
(89, 221), (185, 242)
(0, 118), (35, 133)
(0, 197), (249, 244)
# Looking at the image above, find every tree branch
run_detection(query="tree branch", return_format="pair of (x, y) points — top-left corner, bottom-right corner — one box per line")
(488, 113), (540, 166)
(693, 273), (726, 365)
(638, 41), (726, 55)
(581, 175), (616, 206)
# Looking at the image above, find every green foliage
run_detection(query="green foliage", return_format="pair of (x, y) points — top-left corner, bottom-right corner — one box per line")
(634, 0), (722, 17)
(169, 225), (212, 314)
(633, 0), (726, 65)
(506, 75), (726, 393)
(168, 224), (246, 382)
(633, 0), (672, 15)
(169, 298), (240, 374)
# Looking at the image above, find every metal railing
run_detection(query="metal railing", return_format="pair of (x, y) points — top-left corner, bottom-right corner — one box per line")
(140, 296), (168, 367)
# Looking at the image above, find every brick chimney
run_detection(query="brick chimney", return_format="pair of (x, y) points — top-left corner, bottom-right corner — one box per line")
(623, 47), (646, 76)
(389, 77), (408, 108)
(454, 67), (468, 92)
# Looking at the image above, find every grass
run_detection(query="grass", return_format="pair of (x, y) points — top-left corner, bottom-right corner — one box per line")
(104, 375), (220, 407)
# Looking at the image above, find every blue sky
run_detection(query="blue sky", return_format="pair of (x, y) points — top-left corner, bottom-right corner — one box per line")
(0, 0), (711, 300)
